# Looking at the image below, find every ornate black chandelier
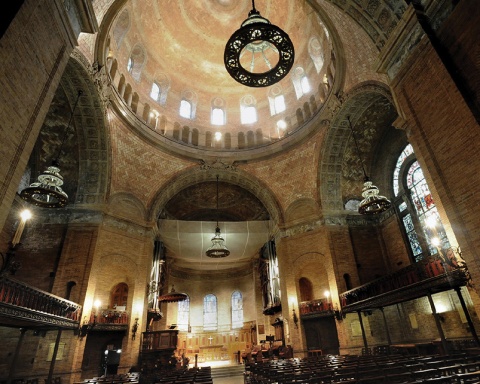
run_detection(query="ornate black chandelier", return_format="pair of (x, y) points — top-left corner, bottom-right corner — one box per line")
(20, 90), (82, 208)
(224, 0), (295, 87)
(347, 117), (392, 215)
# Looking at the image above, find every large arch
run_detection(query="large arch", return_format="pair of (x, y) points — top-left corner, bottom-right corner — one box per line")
(61, 53), (110, 206)
(319, 81), (394, 214)
(147, 167), (285, 228)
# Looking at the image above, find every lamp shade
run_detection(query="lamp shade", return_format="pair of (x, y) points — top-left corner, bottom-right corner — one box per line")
(158, 285), (188, 303)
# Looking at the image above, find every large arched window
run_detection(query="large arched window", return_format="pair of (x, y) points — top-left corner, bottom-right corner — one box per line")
(231, 291), (243, 329)
(203, 294), (217, 331)
(177, 295), (190, 331)
(393, 145), (450, 262)
(407, 161), (450, 255)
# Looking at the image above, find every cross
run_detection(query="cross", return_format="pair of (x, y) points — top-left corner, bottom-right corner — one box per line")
(208, 336), (213, 345)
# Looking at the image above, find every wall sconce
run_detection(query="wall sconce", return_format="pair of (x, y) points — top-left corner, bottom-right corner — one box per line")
(334, 309), (344, 321)
(1, 209), (32, 275)
(78, 316), (96, 338)
(131, 318), (139, 340)
(292, 308), (299, 328)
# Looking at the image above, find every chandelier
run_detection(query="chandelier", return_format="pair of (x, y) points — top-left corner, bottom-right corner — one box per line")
(206, 175), (230, 258)
(224, 0), (294, 87)
(347, 117), (391, 215)
(20, 90), (83, 208)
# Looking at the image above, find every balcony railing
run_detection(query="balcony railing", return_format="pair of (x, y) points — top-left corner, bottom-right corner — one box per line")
(338, 255), (470, 312)
(0, 276), (82, 328)
(89, 309), (129, 324)
(298, 255), (470, 317)
(79, 309), (130, 335)
(299, 299), (334, 317)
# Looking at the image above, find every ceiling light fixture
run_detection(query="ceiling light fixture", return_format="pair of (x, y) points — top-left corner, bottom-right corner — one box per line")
(20, 90), (83, 208)
(224, 0), (294, 87)
(206, 175), (230, 258)
(347, 117), (391, 215)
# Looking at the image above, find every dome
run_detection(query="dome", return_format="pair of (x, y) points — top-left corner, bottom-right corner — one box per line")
(104, 0), (335, 158)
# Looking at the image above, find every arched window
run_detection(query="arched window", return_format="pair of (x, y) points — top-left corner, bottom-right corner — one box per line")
(231, 291), (243, 329)
(177, 295), (190, 331)
(241, 106), (257, 124)
(212, 108), (225, 125)
(113, 8), (130, 48)
(268, 85), (286, 116)
(150, 83), (160, 101)
(393, 145), (450, 262)
(240, 95), (257, 124)
(393, 144), (414, 196)
(292, 67), (310, 99)
(180, 100), (192, 119)
(110, 283), (128, 309)
(407, 161), (450, 255)
(150, 75), (170, 105)
(308, 36), (325, 74)
(203, 294), (217, 331)
(299, 277), (313, 302)
(179, 90), (197, 119)
(127, 44), (146, 81)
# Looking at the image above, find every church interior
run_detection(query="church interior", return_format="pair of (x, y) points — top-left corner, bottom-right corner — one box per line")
(1, 0), (480, 383)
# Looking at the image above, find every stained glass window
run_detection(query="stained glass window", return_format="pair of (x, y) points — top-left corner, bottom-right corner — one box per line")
(177, 295), (190, 331)
(203, 294), (217, 331)
(393, 144), (414, 196)
(407, 161), (450, 255)
(403, 214), (423, 260)
(231, 291), (243, 329)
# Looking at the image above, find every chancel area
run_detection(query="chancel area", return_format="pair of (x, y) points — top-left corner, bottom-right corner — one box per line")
(1, 0), (480, 383)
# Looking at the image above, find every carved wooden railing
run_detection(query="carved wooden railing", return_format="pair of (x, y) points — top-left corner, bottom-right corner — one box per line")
(298, 255), (471, 317)
(338, 255), (470, 312)
(299, 298), (334, 317)
(89, 309), (129, 324)
(79, 309), (130, 335)
(0, 276), (82, 328)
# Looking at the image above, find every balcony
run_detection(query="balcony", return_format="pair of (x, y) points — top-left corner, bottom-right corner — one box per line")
(80, 309), (129, 335)
(299, 299), (336, 319)
(338, 256), (470, 313)
(298, 256), (471, 319)
(0, 276), (82, 329)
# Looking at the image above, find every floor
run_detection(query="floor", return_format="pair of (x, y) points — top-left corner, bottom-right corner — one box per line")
(213, 377), (244, 384)
(192, 361), (244, 384)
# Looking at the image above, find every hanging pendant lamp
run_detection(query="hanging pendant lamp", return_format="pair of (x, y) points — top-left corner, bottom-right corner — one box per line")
(347, 117), (391, 215)
(206, 175), (230, 258)
(224, 0), (294, 87)
(20, 90), (83, 208)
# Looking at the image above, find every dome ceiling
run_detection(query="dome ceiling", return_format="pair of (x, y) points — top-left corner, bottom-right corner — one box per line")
(106, 0), (335, 153)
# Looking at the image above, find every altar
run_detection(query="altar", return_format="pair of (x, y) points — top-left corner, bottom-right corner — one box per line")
(198, 344), (227, 362)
